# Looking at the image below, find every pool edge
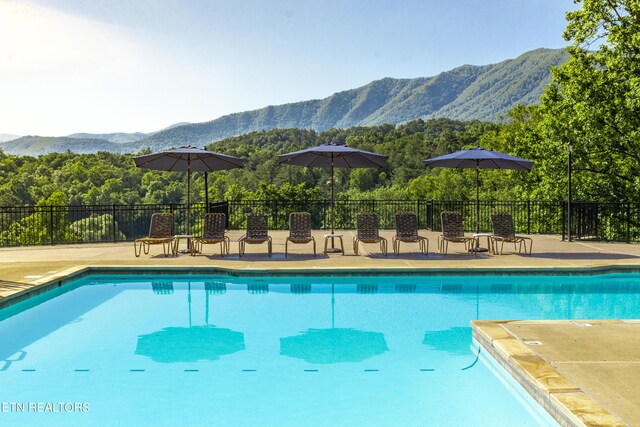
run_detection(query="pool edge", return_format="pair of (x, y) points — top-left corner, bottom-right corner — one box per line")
(3, 263), (640, 311)
(471, 320), (625, 427)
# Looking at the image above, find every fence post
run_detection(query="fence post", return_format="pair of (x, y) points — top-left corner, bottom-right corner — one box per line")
(112, 204), (117, 243)
(527, 200), (531, 235)
(627, 202), (631, 243)
(274, 200), (278, 230)
(49, 205), (55, 245)
(561, 202), (566, 241)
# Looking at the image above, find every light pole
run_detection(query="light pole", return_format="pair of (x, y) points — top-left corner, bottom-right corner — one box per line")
(203, 146), (209, 213)
(567, 141), (573, 242)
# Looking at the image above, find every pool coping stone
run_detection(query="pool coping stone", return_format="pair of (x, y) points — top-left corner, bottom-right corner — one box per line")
(472, 320), (627, 427)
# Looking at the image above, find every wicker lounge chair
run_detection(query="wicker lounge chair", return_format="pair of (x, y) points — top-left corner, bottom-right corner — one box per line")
(285, 212), (316, 257)
(134, 213), (174, 257)
(192, 213), (229, 256)
(353, 213), (387, 255)
(239, 213), (272, 257)
(393, 212), (428, 255)
(438, 211), (477, 256)
(490, 212), (533, 255)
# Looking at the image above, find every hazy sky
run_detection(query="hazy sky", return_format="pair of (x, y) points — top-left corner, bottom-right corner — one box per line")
(0, 0), (575, 136)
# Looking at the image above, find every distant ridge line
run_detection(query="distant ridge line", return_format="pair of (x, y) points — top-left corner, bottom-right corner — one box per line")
(0, 48), (567, 156)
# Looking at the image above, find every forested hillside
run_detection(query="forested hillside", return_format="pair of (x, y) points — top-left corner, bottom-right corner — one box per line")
(67, 132), (148, 144)
(140, 48), (566, 150)
(1, 119), (528, 208)
(0, 48), (567, 156)
(0, 136), (129, 156)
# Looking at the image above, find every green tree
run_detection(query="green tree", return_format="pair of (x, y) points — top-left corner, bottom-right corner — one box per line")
(521, 0), (640, 201)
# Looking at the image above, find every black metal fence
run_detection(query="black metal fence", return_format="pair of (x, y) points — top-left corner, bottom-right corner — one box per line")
(0, 199), (638, 246)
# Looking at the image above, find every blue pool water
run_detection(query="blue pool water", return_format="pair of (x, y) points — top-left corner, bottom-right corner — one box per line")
(2, 272), (640, 426)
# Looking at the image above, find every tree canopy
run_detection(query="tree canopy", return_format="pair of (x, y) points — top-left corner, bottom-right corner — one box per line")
(495, 0), (640, 202)
(2, 1), (639, 209)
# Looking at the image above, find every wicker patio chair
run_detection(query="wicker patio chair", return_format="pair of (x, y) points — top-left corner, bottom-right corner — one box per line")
(285, 212), (316, 257)
(490, 212), (533, 255)
(239, 213), (272, 257)
(393, 212), (428, 255)
(192, 213), (230, 256)
(438, 211), (477, 256)
(353, 213), (387, 256)
(134, 213), (174, 257)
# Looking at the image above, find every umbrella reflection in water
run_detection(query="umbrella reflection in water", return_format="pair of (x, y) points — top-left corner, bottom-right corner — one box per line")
(422, 283), (481, 369)
(280, 284), (388, 364)
(136, 281), (244, 363)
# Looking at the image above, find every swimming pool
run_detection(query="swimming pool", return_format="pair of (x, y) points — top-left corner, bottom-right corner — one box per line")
(1, 272), (639, 426)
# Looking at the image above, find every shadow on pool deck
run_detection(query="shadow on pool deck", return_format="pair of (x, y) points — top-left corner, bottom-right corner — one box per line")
(529, 252), (640, 260)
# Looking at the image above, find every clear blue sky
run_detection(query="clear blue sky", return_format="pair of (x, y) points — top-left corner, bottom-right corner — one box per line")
(0, 0), (576, 136)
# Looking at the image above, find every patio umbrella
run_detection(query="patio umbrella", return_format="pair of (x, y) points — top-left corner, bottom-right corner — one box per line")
(278, 144), (387, 251)
(422, 147), (533, 233)
(279, 284), (388, 364)
(134, 146), (244, 234)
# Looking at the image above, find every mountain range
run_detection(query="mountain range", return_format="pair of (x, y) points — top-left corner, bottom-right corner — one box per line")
(1, 48), (567, 156)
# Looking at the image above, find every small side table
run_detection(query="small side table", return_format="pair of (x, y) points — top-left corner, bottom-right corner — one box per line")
(323, 234), (344, 254)
(472, 233), (493, 254)
(173, 234), (193, 255)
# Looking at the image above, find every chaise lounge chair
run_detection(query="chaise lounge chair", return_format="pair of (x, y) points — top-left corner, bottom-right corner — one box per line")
(134, 213), (174, 257)
(438, 211), (477, 256)
(239, 213), (272, 257)
(353, 213), (387, 256)
(192, 212), (230, 256)
(393, 212), (428, 255)
(285, 212), (316, 257)
(490, 212), (533, 255)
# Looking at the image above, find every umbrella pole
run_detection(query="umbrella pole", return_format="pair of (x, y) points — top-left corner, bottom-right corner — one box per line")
(472, 166), (489, 252)
(331, 157), (335, 237)
(326, 157), (342, 253)
(187, 167), (191, 235)
(476, 166), (480, 233)
(204, 171), (209, 213)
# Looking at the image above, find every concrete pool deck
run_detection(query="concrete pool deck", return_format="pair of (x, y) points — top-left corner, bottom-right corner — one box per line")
(2, 231), (640, 426)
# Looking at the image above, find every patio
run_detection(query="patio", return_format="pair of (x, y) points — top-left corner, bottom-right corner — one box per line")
(2, 231), (640, 299)
(1, 231), (640, 425)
